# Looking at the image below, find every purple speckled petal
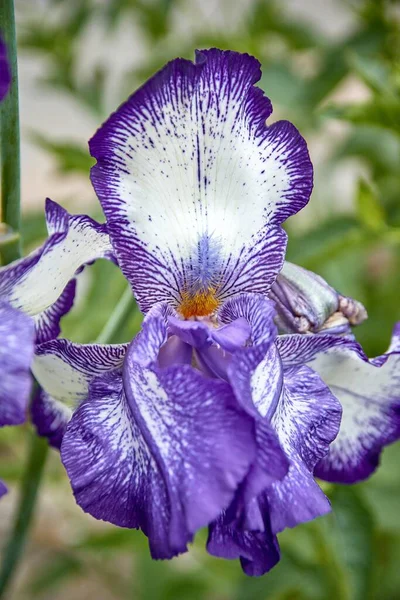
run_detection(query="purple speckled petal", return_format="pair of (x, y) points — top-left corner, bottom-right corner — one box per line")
(32, 339), (127, 446)
(0, 302), (34, 426)
(90, 49), (312, 312)
(207, 510), (280, 576)
(304, 328), (400, 483)
(0, 36), (11, 102)
(62, 347), (258, 559)
(34, 279), (76, 343)
(0, 199), (113, 317)
(266, 365), (342, 532)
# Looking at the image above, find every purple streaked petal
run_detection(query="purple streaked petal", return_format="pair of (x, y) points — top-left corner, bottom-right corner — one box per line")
(0, 36), (11, 102)
(62, 352), (258, 559)
(276, 332), (348, 368)
(266, 365), (342, 532)
(218, 293), (277, 345)
(90, 49), (312, 312)
(0, 302), (34, 426)
(0, 199), (113, 316)
(207, 511), (280, 577)
(227, 343), (289, 507)
(308, 329), (400, 483)
(32, 339), (127, 445)
(34, 279), (76, 343)
(31, 389), (72, 449)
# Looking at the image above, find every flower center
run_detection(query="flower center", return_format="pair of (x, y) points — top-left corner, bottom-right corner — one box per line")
(178, 289), (220, 319)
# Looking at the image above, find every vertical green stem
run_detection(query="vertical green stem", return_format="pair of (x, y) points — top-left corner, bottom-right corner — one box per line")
(0, 0), (21, 264)
(0, 433), (49, 597)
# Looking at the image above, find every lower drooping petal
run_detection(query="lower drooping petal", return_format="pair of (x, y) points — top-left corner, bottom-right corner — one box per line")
(207, 510), (280, 577)
(227, 319), (341, 533)
(0, 302), (34, 426)
(266, 365), (341, 532)
(90, 49), (312, 313)
(277, 330), (400, 483)
(0, 199), (113, 317)
(62, 352), (259, 559)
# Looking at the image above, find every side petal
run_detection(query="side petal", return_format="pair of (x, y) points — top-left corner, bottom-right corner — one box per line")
(90, 49), (312, 312)
(0, 302), (34, 426)
(34, 279), (76, 343)
(0, 199), (113, 316)
(308, 332), (400, 483)
(266, 365), (342, 533)
(62, 356), (258, 559)
(32, 339), (127, 445)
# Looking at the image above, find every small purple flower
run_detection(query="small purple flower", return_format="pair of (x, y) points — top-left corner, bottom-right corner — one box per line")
(0, 36), (11, 102)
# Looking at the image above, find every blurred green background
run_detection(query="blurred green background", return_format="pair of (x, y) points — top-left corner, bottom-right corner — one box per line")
(1, 0), (400, 598)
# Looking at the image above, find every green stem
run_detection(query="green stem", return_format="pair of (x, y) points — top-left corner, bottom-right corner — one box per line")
(0, 0), (21, 265)
(0, 287), (136, 597)
(96, 286), (136, 344)
(0, 433), (49, 598)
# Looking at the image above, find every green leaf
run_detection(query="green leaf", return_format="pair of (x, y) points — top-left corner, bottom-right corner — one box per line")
(356, 179), (386, 231)
(29, 132), (94, 175)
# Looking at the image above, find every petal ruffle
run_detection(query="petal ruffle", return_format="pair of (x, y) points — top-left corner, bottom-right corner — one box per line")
(90, 49), (312, 312)
(32, 339), (127, 445)
(62, 351), (258, 559)
(0, 302), (34, 426)
(0, 199), (113, 316)
(207, 510), (280, 576)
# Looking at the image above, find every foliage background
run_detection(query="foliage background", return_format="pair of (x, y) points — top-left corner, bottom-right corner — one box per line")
(1, 0), (400, 598)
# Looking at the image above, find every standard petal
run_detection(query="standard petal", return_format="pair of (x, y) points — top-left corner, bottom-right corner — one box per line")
(266, 365), (342, 532)
(62, 355), (257, 559)
(0, 199), (113, 316)
(90, 49), (312, 313)
(218, 293), (277, 345)
(0, 302), (34, 426)
(307, 332), (400, 483)
(32, 339), (127, 445)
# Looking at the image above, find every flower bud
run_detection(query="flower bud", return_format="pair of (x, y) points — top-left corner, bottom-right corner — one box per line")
(270, 262), (367, 335)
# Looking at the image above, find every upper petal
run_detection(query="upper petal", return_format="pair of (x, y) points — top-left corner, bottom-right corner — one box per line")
(0, 302), (34, 426)
(90, 49), (313, 312)
(0, 199), (113, 316)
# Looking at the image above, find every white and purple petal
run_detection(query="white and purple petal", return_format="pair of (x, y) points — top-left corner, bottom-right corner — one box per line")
(32, 339), (127, 445)
(0, 199), (113, 317)
(34, 279), (76, 344)
(90, 49), (313, 312)
(306, 330), (400, 483)
(62, 350), (258, 558)
(0, 302), (34, 426)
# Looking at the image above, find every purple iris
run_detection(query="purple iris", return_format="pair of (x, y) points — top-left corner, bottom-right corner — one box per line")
(10, 48), (400, 575)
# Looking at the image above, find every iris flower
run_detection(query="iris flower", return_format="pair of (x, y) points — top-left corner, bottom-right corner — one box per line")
(2, 48), (399, 575)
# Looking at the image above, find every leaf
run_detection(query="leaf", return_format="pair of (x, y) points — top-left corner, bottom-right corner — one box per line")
(29, 132), (94, 175)
(319, 486), (376, 600)
(356, 179), (386, 231)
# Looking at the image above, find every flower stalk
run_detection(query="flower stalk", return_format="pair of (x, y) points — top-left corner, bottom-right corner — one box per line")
(0, 0), (21, 265)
